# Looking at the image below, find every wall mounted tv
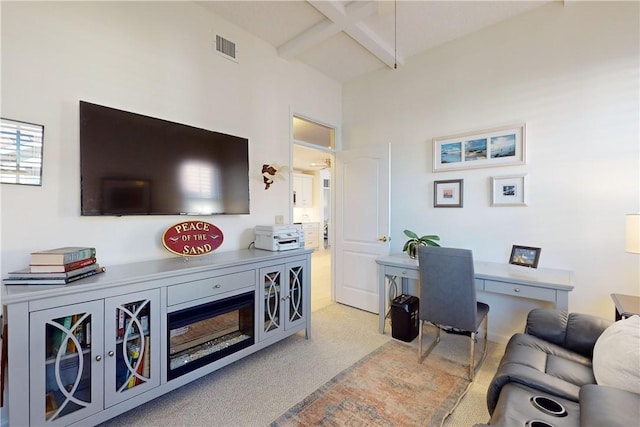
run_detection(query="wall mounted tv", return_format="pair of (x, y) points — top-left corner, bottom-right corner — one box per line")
(80, 101), (250, 216)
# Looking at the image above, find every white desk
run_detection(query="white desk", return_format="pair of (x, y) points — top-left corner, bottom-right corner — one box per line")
(376, 254), (574, 334)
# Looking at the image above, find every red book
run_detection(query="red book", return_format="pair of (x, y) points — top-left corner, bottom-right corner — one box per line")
(30, 257), (97, 273)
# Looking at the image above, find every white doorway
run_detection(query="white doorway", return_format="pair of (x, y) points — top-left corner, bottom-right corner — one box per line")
(291, 115), (335, 311)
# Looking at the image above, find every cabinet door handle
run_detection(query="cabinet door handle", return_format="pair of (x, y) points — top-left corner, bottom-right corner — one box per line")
(108, 350), (115, 357)
(96, 355), (102, 362)
(213, 284), (221, 289)
(514, 288), (521, 293)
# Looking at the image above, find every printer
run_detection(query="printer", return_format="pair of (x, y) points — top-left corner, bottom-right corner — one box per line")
(254, 224), (304, 251)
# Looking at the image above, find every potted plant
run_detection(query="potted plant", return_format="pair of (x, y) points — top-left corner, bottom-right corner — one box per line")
(402, 229), (440, 259)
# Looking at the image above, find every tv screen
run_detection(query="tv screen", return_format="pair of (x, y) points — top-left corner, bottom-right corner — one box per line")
(80, 101), (250, 216)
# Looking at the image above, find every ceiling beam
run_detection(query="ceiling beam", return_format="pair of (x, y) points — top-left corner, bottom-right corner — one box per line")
(278, 1), (376, 59)
(277, 18), (341, 59)
(346, 21), (402, 69)
(278, 0), (402, 69)
(308, 0), (378, 28)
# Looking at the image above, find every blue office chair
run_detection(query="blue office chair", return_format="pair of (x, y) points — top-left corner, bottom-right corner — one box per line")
(417, 246), (489, 381)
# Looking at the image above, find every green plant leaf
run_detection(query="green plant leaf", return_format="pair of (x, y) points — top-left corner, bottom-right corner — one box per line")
(403, 229), (418, 239)
(403, 230), (441, 253)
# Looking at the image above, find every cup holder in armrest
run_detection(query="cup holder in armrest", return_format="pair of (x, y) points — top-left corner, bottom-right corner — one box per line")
(530, 395), (568, 417)
(526, 421), (555, 427)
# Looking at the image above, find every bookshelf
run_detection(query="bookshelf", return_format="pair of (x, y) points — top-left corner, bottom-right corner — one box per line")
(2, 248), (312, 426)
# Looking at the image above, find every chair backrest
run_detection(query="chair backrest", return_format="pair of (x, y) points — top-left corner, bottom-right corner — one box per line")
(417, 246), (477, 331)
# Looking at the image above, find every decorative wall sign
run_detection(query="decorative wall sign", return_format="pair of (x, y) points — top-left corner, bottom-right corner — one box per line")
(434, 179), (463, 208)
(162, 221), (223, 256)
(492, 174), (527, 206)
(433, 123), (526, 172)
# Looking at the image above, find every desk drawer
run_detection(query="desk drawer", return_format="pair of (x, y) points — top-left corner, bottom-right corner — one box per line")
(168, 270), (255, 306)
(484, 279), (555, 302)
(384, 266), (419, 280)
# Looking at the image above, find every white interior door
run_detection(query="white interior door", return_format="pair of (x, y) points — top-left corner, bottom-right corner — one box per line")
(334, 144), (390, 313)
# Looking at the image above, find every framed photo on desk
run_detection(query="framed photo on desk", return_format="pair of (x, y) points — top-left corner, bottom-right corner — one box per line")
(509, 245), (541, 268)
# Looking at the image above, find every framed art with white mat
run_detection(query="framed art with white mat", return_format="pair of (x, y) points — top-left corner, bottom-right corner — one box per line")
(491, 174), (527, 207)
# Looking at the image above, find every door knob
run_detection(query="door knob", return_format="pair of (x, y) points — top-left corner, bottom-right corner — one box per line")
(377, 236), (389, 242)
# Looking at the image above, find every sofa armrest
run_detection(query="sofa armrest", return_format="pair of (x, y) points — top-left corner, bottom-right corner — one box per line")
(486, 363), (582, 415)
(525, 309), (611, 358)
(580, 384), (640, 427)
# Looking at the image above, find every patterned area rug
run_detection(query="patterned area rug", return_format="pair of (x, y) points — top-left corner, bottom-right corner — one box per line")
(270, 340), (472, 427)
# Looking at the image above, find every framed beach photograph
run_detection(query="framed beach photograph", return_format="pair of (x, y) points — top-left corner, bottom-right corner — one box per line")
(492, 174), (527, 206)
(509, 245), (541, 268)
(433, 123), (526, 172)
(434, 179), (463, 208)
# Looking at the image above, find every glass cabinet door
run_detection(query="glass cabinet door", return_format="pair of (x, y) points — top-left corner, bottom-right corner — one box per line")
(286, 261), (305, 328)
(260, 266), (284, 340)
(260, 261), (307, 341)
(30, 300), (104, 426)
(104, 289), (160, 408)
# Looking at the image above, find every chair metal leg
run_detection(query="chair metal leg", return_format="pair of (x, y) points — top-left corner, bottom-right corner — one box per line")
(482, 315), (488, 361)
(420, 316), (489, 381)
(418, 320), (441, 363)
(469, 316), (489, 381)
(469, 332), (476, 381)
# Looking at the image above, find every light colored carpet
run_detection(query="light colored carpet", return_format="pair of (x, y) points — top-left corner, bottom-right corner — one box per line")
(310, 249), (332, 312)
(101, 303), (503, 426)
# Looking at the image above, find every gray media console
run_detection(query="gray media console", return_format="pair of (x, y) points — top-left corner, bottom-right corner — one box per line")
(2, 248), (312, 426)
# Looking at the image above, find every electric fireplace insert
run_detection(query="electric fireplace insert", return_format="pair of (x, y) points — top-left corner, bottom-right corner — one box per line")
(167, 291), (254, 380)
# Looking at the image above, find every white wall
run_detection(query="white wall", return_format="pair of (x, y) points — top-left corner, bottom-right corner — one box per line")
(0, 2), (341, 275)
(343, 1), (639, 339)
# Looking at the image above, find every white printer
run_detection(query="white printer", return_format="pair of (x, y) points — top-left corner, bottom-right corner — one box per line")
(254, 224), (304, 251)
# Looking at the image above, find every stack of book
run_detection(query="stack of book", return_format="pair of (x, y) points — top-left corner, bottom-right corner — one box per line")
(3, 246), (105, 285)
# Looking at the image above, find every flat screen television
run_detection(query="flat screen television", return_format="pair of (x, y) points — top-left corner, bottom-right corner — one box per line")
(80, 101), (250, 216)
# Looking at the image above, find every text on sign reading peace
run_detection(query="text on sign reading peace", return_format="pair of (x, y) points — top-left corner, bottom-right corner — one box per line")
(162, 221), (224, 256)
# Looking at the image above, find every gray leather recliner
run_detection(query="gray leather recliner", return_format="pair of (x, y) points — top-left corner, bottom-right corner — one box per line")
(486, 308), (640, 426)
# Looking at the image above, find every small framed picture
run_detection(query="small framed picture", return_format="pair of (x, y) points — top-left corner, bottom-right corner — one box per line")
(434, 179), (463, 208)
(509, 245), (541, 268)
(492, 174), (527, 206)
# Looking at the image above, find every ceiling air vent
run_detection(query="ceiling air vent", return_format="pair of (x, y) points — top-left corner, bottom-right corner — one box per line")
(215, 34), (237, 62)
